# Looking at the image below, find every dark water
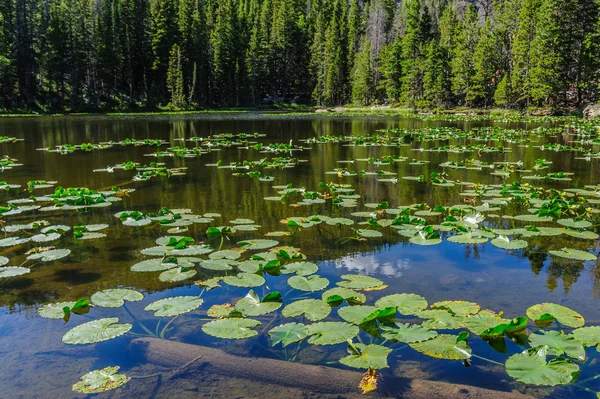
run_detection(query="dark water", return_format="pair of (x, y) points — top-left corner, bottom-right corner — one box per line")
(0, 114), (598, 399)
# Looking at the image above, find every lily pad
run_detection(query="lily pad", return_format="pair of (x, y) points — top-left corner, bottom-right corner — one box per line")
(526, 303), (585, 328)
(202, 318), (261, 339)
(282, 299), (331, 321)
(491, 237), (528, 250)
(528, 330), (585, 361)
(549, 248), (597, 262)
(432, 300), (480, 316)
(572, 326), (600, 347)
(338, 306), (381, 325)
(381, 323), (438, 343)
(26, 248), (71, 262)
(322, 287), (366, 305)
(557, 218), (593, 229)
(159, 267), (197, 282)
(91, 289), (144, 308)
(237, 239), (279, 250)
(130, 258), (178, 272)
(375, 294), (428, 315)
(337, 274), (386, 290)
(268, 322), (310, 347)
(223, 273), (266, 288)
(280, 261), (319, 276)
(340, 343), (392, 369)
(505, 347), (580, 386)
(72, 366), (130, 394)
(209, 249), (243, 260)
(38, 301), (77, 319)
(235, 290), (282, 316)
(307, 322), (359, 345)
(62, 318), (132, 344)
(288, 275), (330, 292)
(409, 334), (472, 360)
(144, 296), (203, 317)
(0, 266), (30, 278)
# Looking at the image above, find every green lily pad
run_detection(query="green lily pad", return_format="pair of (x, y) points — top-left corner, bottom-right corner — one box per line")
(209, 249), (243, 260)
(572, 326), (600, 347)
(238, 239), (279, 250)
(375, 294), (428, 315)
(307, 322), (359, 345)
(338, 306), (380, 325)
(235, 290), (282, 316)
(159, 267), (197, 282)
(356, 229), (383, 238)
(409, 334), (472, 359)
(463, 311), (511, 335)
(223, 273), (266, 288)
(62, 318), (132, 344)
(491, 237), (528, 250)
(0, 266), (30, 278)
(337, 274), (386, 290)
(26, 248), (71, 261)
(339, 343), (392, 369)
(282, 299), (331, 321)
(202, 318), (261, 339)
(130, 258), (178, 272)
(415, 310), (464, 329)
(526, 303), (585, 328)
(268, 322), (310, 347)
(144, 296), (203, 317)
(528, 330), (585, 361)
(381, 323), (438, 343)
(0, 237), (30, 247)
(549, 248), (597, 261)
(288, 275), (330, 292)
(72, 366), (130, 394)
(557, 219), (593, 229)
(432, 300), (480, 316)
(322, 287), (366, 305)
(280, 261), (319, 276)
(31, 233), (61, 243)
(200, 259), (235, 271)
(505, 347), (580, 386)
(447, 234), (488, 244)
(38, 301), (77, 319)
(91, 289), (144, 308)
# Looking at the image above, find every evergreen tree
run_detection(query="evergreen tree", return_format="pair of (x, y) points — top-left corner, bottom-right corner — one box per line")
(167, 43), (185, 107)
(449, 4), (478, 105)
(423, 39), (451, 107)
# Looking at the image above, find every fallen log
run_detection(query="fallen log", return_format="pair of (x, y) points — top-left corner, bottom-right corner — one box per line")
(130, 338), (533, 399)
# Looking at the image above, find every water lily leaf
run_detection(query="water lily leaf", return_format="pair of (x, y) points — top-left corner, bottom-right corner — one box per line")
(463, 311), (511, 335)
(26, 248), (70, 262)
(236, 260), (263, 273)
(31, 233), (61, 243)
(78, 232), (107, 240)
(557, 219), (593, 229)
(230, 218), (255, 225)
(356, 229), (383, 238)
(207, 303), (234, 318)
(288, 275), (329, 292)
(340, 343), (392, 369)
(0, 266), (30, 278)
(572, 326), (600, 347)
(447, 234), (488, 244)
(237, 239), (279, 250)
(409, 235), (442, 246)
(505, 347), (580, 386)
(130, 258), (178, 272)
(223, 273), (266, 288)
(415, 310), (464, 329)
(326, 218), (355, 226)
(491, 237), (528, 250)
(526, 303), (585, 328)
(144, 296), (203, 317)
(280, 261), (319, 276)
(209, 249), (243, 260)
(84, 224), (109, 232)
(322, 287), (366, 305)
(268, 322), (310, 347)
(549, 248), (597, 262)
(0, 237), (30, 247)
(159, 267), (197, 282)
(307, 322), (359, 345)
(432, 300), (480, 316)
(38, 301), (76, 319)
(235, 290), (282, 316)
(0, 256), (8, 266)
(380, 322), (438, 343)
(195, 277), (223, 291)
(141, 245), (213, 256)
(338, 306), (380, 325)
(528, 330), (586, 360)
(375, 294), (428, 315)
(409, 334), (472, 360)
(91, 289), (144, 308)
(564, 230), (600, 240)
(282, 299), (331, 321)
(337, 274), (386, 290)
(200, 259), (235, 271)
(62, 318), (132, 344)
(72, 366), (130, 394)
(202, 318), (261, 339)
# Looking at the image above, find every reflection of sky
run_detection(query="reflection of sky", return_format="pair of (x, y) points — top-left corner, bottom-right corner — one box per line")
(333, 253), (411, 277)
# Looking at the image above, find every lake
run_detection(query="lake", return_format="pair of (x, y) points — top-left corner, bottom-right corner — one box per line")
(0, 113), (598, 398)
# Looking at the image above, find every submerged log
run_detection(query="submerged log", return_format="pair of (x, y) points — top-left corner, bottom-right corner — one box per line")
(130, 338), (532, 399)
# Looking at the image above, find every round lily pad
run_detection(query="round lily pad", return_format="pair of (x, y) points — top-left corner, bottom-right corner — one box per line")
(288, 275), (329, 292)
(144, 296), (203, 317)
(202, 318), (261, 339)
(130, 258), (178, 272)
(409, 334), (472, 360)
(280, 261), (319, 276)
(26, 248), (71, 262)
(268, 322), (310, 347)
(237, 239), (279, 250)
(72, 366), (130, 394)
(505, 348), (580, 386)
(159, 267), (197, 282)
(526, 303), (584, 328)
(62, 318), (132, 344)
(337, 274), (386, 290)
(282, 299), (331, 321)
(380, 323), (438, 343)
(307, 322), (359, 345)
(322, 287), (366, 304)
(91, 289), (144, 308)
(0, 266), (30, 278)
(38, 301), (77, 319)
(375, 294), (428, 315)
(338, 305), (380, 324)
(223, 273), (266, 288)
(549, 248), (597, 262)
(235, 290), (282, 316)
(339, 343), (392, 369)
(432, 300), (480, 316)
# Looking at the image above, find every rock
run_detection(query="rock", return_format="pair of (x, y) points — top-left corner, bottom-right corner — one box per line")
(583, 104), (600, 120)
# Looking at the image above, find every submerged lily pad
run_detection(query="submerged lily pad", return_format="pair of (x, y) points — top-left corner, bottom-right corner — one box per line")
(72, 366), (130, 394)
(409, 334), (472, 360)
(62, 318), (132, 344)
(307, 322), (359, 345)
(144, 296), (203, 317)
(282, 299), (331, 321)
(91, 289), (144, 308)
(505, 347), (580, 386)
(0, 237), (30, 247)
(202, 318), (261, 339)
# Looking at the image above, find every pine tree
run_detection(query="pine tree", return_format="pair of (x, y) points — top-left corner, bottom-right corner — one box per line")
(467, 20), (497, 107)
(423, 39), (451, 107)
(351, 38), (374, 104)
(167, 43), (185, 107)
(321, 0), (348, 105)
(210, 0), (238, 105)
(151, 0), (179, 102)
(450, 4), (478, 105)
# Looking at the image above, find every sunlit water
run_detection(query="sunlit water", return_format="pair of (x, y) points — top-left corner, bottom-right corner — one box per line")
(0, 114), (598, 398)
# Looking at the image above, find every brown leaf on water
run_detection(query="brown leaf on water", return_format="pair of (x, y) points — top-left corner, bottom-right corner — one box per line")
(359, 367), (382, 395)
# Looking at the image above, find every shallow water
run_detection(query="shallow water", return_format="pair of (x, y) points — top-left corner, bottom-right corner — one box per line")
(0, 114), (598, 398)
